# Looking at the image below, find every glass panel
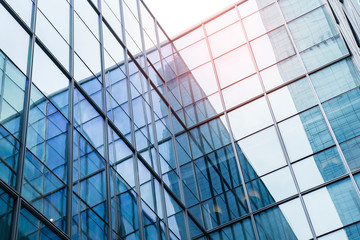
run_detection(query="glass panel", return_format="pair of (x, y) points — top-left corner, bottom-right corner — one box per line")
(288, 6), (338, 52)
(238, 127), (287, 176)
(341, 136), (360, 171)
(268, 78), (317, 121)
(255, 198), (313, 240)
(293, 147), (346, 191)
(205, 8), (238, 35)
(0, 4), (30, 73)
(260, 55), (305, 90)
(323, 88), (360, 143)
(0, 187), (13, 240)
(0, 125), (19, 187)
(318, 222), (360, 240)
(32, 44), (70, 118)
(5, 0), (33, 27)
(238, 0), (275, 18)
(246, 167), (297, 211)
(215, 45), (255, 88)
(74, 0), (99, 38)
(74, 13), (101, 75)
(18, 208), (62, 240)
(243, 3), (283, 40)
(279, 0), (323, 22)
(228, 97), (273, 140)
(300, 35), (348, 72)
(74, 88), (104, 155)
(310, 58), (360, 102)
(72, 194), (108, 240)
(36, 11), (70, 70)
(208, 218), (255, 240)
(208, 22), (246, 58)
(222, 75), (263, 110)
(0, 52), (26, 139)
(191, 63), (218, 96)
(303, 178), (360, 236)
(251, 26), (295, 70)
(110, 169), (139, 237)
(179, 40), (210, 70)
(173, 27), (204, 50)
(22, 151), (67, 231)
(279, 107), (334, 162)
(38, 0), (70, 41)
(26, 84), (68, 182)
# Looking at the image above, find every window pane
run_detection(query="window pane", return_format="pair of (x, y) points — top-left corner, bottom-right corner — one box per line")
(18, 208), (62, 240)
(303, 178), (360, 236)
(269, 78), (317, 121)
(288, 6), (338, 52)
(255, 198), (313, 240)
(310, 58), (360, 102)
(223, 75), (263, 110)
(251, 26), (295, 70)
(228, 98), (273, 140)
(243, 3), (283, 40)
(22, 151), (67, 231)
(179, 40), (210, 70)
(32, 44), (70, 118)
(238, 127), (286, 176)
(323, 88), (360, 143)
(0, 5), (29, 73)
(0, 52), (26, 139)
(293, 147), (346, 191)
(38, 0), (70, 41)
(279, 0), (323, 22)
(279, 107), (334, 162)
(215, 45), (256, 88)
(208, 22), (246, 58)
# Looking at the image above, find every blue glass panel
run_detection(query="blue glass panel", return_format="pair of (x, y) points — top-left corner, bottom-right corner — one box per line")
(255, 198), (312, 239)
(110, 169), (139, 236)
(301, 35), (348, 71)
(304, 178), (360, 235)
(208, 218), (255, 240)
(72, 194), (108, 240)
(22, 151), (67, 231)
(0, 188), (13, 239)
(310, 58), (360, 102)
(288, 6), (338, 52)
(27, 84), (68, 182)
(341, 136), (360, 171)
(74, 88), (105, 155)
(323, 88), (360, 143)
(0, 125), (19, 187)
(18, 208), (62, 240)
(0, 53), (26, 139)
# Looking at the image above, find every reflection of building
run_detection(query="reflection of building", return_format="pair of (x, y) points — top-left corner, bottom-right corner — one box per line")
(0, 0), (360, 240)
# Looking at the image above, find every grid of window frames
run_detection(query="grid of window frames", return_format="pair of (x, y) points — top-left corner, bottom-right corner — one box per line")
(0, 0), (360, 239)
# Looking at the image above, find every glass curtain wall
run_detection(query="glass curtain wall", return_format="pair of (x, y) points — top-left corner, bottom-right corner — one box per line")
(0, 0), (359, 239)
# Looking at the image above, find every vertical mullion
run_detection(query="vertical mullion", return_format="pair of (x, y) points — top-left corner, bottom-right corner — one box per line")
(97, 0), (113, 239)
(66, 0), (75, 236)
(10, 0), (38, 239)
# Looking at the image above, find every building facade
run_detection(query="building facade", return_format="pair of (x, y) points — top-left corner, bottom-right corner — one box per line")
(0, 0), (360, 239)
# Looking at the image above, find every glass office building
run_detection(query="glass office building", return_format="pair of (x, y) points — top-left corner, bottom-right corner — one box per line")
(0, 0), (360, 239)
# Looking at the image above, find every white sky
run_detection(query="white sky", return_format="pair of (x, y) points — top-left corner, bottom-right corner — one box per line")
(143, 0), (238, 38)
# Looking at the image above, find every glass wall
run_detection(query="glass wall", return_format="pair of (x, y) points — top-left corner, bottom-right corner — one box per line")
(0, 0), (359, 239)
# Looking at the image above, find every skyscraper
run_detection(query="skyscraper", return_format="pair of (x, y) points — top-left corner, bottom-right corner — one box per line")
(0, 0), (359, 239)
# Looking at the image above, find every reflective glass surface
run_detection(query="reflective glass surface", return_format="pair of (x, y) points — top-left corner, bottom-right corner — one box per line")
(0, 0), (359, 239)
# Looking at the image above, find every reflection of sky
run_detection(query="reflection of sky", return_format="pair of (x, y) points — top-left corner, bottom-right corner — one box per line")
(144, 0), (238, 37)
